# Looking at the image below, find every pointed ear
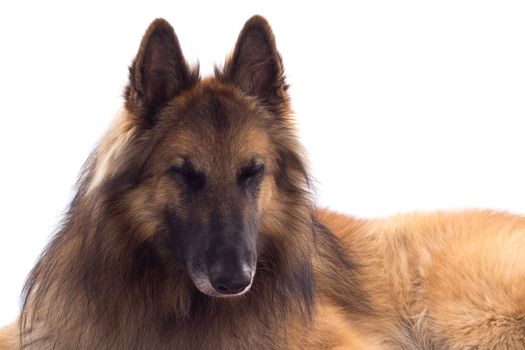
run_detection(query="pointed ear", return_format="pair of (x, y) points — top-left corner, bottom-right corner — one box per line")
(125, 18), (198, 123)
(221, 16), (287, 112)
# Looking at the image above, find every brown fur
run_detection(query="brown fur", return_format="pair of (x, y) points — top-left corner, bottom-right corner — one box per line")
(0, 325), (18, 350)
(1, 16), (525, 350)
(317, 209), (525, 349)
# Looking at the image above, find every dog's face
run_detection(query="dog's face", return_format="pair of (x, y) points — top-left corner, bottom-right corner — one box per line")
(114, 17), (293, 297)
(145, 86), (277, 297)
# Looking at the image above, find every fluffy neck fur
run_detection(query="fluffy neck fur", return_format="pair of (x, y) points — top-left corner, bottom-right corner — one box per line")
(20, 110), (318, 350)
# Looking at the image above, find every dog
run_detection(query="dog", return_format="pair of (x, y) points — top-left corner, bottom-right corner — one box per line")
(1, 15), (524, 349)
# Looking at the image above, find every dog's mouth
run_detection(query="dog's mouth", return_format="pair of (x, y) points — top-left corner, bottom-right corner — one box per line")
(189, 270), (255, 298)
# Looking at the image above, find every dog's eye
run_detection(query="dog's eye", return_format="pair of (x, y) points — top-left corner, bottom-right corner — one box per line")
(238, 162), (265, 184)
(168, 163), (206, 190)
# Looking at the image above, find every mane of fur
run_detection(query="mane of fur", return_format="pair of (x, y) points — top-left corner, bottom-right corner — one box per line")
(17, 16), (367, 350)
(19, 91), (321, 350)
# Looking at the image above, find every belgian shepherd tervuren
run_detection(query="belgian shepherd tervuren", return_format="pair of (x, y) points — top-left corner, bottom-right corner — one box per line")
(1, 15), (524, 350)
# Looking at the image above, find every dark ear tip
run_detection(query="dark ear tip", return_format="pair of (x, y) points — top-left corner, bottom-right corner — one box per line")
(146, 18), (175, 37)
(150, 18), (172, 28)
(246, 15), (270, 26)
(243, 15), (273, 33)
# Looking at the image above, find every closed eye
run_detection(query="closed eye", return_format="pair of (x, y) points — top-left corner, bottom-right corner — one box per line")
(168, 162), (206, 190)
(237, 161), (265, 184)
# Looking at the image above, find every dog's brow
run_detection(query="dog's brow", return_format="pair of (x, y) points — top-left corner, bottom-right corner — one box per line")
(171, 156), (185, 168)
(240, 156), (264, 168)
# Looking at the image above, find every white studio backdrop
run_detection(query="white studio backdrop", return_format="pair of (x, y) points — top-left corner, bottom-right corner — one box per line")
(1, 1), (524, 325)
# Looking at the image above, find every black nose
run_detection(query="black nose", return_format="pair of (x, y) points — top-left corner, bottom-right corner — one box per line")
(209, 268), (252, 295)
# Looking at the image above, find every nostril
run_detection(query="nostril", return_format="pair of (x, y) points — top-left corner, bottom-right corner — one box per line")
(216, 285), (230, 294)
(209, 270), (252, 295)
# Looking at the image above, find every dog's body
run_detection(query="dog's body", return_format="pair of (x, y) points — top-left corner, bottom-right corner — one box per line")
(317, 209), (525, 349)
(1, 16), (524, 350)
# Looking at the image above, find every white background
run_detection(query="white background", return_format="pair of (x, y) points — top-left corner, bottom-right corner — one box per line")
(1, 1), (524, 325)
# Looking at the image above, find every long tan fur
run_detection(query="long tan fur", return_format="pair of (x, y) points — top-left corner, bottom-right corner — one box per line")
(316, 209), (525, 349)
(2, 212), (524, 349)
(0, 324), (18, 350)
(1, 16), (524, 350)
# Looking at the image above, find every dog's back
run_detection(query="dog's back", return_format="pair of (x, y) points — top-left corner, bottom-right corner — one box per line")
(318, 209), (525, 349)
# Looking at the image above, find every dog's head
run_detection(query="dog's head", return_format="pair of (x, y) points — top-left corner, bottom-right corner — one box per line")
(88, 17), (309, 298)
